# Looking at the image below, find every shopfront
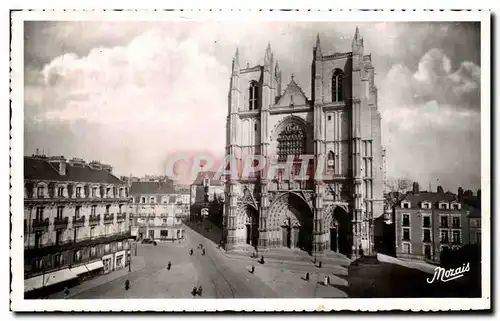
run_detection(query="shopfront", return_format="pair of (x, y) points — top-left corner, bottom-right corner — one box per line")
(102, 254), (114, 274)
(114, 250), (126, 270)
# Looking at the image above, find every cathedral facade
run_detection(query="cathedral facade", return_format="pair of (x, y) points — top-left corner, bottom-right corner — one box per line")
(223, 28), (384, 257)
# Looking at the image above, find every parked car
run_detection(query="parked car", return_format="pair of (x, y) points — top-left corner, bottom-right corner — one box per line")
(141, 238), (157, 245)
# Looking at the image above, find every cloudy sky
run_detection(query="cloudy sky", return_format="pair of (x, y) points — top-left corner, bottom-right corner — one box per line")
(24, 21), (481, 191)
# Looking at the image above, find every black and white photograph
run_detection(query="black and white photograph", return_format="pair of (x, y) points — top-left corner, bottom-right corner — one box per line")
(9, 9), (490, 312)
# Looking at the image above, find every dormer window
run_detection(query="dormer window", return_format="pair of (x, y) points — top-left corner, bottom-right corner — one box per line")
(438, 202), (449, 210)
(141, 197), (146, 203)
(451, 202), (461, 210)
(421, 201), (431, 209)
(401, 201), (411, 209)
(150, 196), (156, 204)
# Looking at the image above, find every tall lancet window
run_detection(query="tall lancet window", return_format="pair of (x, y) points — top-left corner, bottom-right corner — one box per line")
(249, 81), (259, 110)
(332, 69), (344, 102)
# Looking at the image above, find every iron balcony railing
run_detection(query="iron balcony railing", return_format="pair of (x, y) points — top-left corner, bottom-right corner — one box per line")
(73, 215), (86, 227)
(89, 214), (100, 226)
(54, 217), (69, 229)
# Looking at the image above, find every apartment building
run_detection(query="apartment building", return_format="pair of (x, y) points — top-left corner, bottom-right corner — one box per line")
(129, 180), (185, 241)
(24, 155), (131, 296)
(394, 185), (481, 263)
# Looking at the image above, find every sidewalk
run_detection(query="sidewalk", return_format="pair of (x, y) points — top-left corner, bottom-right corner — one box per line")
(47, 255), (146, 299)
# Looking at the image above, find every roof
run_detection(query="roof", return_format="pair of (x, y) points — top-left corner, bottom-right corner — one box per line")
(275, 79), (308, 107)
(129, 181), (175, 195)
(464, 204), (481, 218)
(398, 191), (458, 207)
(24, 156), (123, 184)
(192, 171), (223, 186)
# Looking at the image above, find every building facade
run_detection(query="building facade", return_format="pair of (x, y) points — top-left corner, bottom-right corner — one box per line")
(190, 171), (225, 207)
(24, 155), (131, 296)
(394, 188), (473, 263)
(223, 29), (385, 257)
(129, 180), (186, 241)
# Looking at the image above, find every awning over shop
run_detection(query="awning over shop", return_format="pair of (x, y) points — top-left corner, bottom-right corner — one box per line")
(69, 265), (88, 275)
(24, 268), (78, 293)
(85, 260), (104, 272)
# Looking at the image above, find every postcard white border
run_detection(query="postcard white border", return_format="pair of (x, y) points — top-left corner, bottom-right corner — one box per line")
(10, 9), (491, 312)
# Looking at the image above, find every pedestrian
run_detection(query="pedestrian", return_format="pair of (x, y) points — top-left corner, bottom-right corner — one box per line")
(202, 249), (205, 256)
(192, 286), (198, 296)
(64, 287), (69, 296)
(125, 279), (130, 290)
(260, 255), (265, 264)
(251, 265), (255, 274)
(327, 276), (331, 286)
(324, 276), (328, 286)
(167, 261), (172, 270)
(190, 249), (193, 255)
(318, 261), (322, 268)
(305, 272), (309, 281)
(198, 285), (203, 296)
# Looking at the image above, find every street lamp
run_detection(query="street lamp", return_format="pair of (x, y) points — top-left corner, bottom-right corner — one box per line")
(128, 239), (132, 272)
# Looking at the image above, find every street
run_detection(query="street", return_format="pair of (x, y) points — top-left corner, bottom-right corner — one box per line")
(68, 225), (278, 298)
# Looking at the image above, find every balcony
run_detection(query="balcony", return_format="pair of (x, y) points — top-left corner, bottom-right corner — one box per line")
(32, 218), (49, 232)
(54, 217), (69, 230)
(89, 214), (100, 226)
(73, 215), (85, 227)
(116, 213), (126, 222)
(104, 213), (114, 224)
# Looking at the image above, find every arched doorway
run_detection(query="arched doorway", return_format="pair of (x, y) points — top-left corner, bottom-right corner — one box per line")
(240, 205), (259, 247)
(269, 193), (314, 253)
(324, 205), (352, 256)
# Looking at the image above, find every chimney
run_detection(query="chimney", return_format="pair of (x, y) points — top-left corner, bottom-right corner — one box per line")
(437, 185), (444, 194)
(48, 156), (67, 176)
(412, 182), (419, 194)
(458, 187), (464, 201)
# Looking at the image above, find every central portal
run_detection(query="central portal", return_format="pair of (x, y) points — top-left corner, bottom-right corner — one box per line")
(269, 192), (314, 252)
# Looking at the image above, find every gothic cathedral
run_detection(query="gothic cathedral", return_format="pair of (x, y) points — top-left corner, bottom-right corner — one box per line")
(224, 28), (384, 258)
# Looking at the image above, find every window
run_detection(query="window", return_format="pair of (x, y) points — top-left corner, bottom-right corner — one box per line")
(37, 186), (44, 198)
(55, 253), (64, 267)
(162, 197), (168, 204)
(92, 187), (98, 197)
(423, 216), (431, 228)
(163, 219), (167, 223)
(56, 206), (64, 219)
(106, 205), (110, 215)
(150, 197), (155, 204)
(440, 230), (449, 243)
(106, 187), (111, 197)
(161, 230), (168, 237)
(90, 227), (95, 239)
(90, 246), (97, 258)
(57, 186), (64, 197)
(332, 69), (344, 102)
(74, 227), (81, 241)
(73, 250), (81, 263)
(105, 224), (111, 234)
(402, 214), (410, 227)
(439, 203), (448, 210)
(104, 244), (110, 253)
(402, 228), (410, 241)
(142, 197), (146, 203)
(91, 205), (96, 216)
(402, 202), (410, 209)
(34, 231), (42, 248)
(423, 229), (431, 242)
(277, 122), (306, 162)
(452, 231), (461, 244)
(249, 81), (259, 110)
(76, 187), (82, 198)
(440, 216), (448, 228)
(35, 207), (44, 221)
(254, 123), (258, 131)
(119, 205), (123, 214)
(470, 218), (480, 228)
(55, 230), (62, 245)
(422, 202), (430, 209)
(452, 217), (460, 228)
(327, 151), (335, 171)
(452, 203), (460, 210)
(403, 243), (411, 254)
(328, 115), (332, 121)
(34, 258), (43, 270)
(117, 242), (123, 251)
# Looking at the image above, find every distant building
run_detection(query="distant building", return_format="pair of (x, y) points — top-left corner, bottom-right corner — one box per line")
(24, 155), (131, 297)
(190, 171), (224, 206)
(465, 204), (481, 245)
(129, 180), (186, 241)
(394, 185), (479, 263)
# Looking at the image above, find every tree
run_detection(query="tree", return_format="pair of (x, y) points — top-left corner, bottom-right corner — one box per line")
(385, 178), (412, 208)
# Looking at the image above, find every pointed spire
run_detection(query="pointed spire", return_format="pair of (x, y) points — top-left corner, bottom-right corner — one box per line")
(232, 47), (240, 73)
(264, 42), (272, 64)
(314, 33), (322, 59)
(275, 60), (281, 75)
(354, 26), (360, 40)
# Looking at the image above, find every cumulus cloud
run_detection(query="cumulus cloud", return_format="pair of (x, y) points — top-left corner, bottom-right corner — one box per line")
(380, 48), (481, 191)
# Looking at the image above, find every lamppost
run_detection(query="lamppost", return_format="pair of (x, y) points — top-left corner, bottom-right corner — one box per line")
(128, 239), (132, 272)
